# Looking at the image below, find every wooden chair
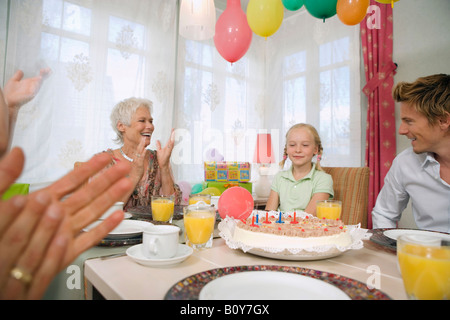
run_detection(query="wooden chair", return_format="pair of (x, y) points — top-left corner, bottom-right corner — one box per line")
(322, 167), (370, 228)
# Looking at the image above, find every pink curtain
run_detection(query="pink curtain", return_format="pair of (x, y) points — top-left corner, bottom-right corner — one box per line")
(361, 1), (397, 229)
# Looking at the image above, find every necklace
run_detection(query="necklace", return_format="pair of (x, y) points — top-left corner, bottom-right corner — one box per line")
(119, 148), (134, 162)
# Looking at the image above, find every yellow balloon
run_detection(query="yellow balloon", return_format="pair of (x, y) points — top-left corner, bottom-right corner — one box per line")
(247, 0), (284, 38)
(375, 0), (399, 8)
(199, 187), (222, 196)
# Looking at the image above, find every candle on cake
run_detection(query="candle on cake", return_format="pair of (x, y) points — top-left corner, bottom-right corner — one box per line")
(263, 211), (271, 224)
(290, 211), (299, 224)
(276, 211), (284, 224)
(250, 214), (259, 227)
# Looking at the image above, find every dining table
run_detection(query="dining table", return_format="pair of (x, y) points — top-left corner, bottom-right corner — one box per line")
(83, 229), (408, 301)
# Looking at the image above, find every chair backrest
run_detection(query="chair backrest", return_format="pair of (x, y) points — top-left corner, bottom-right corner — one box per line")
(322, 167), (370, 228)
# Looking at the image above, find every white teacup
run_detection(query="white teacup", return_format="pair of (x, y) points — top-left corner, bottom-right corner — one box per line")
(100, 202), (124, 220)
(142, 225), (180, 259)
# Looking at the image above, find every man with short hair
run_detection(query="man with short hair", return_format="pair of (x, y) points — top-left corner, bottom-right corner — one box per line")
(372, 74), (450, 232)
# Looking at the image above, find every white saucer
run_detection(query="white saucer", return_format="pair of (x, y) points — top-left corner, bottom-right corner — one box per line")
(126, 244), (193, 267)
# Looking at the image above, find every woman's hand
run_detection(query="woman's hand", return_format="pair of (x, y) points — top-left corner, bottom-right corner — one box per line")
(134, 135), (149, 165)
(156, 129), (175, 169)
(156, 129), (176, 196)
(123, 136), (149, 189)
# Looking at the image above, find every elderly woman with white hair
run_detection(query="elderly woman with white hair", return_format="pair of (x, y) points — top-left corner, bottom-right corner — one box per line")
(101, 97), (181, 209)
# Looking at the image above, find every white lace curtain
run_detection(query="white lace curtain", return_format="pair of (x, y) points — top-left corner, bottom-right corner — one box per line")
(266, 10), (361, 169)
(1, 0), (361, 189)
(2, 0), (178, 188)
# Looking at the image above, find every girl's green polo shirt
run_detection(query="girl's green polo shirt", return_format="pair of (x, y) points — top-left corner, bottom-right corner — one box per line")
(271, 163), (334, 212)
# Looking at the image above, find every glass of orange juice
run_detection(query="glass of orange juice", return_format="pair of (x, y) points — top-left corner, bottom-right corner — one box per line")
(189, 194), (211, 205)
(151, 195), (175, 222)
(184, 201), (215, 249)
(316, 200), (342, 220)
(397, 234), (450, 300)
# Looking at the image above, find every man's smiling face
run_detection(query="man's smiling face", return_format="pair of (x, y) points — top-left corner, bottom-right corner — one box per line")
(398, 102), (445, 154)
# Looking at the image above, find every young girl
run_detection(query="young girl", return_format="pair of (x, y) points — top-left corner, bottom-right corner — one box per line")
(265, 123), (333, 215)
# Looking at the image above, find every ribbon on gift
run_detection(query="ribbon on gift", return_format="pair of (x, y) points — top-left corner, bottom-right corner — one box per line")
(224, 183), (239, 189)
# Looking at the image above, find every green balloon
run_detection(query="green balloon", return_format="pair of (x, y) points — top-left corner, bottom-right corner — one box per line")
(304, 0), (337, 21)
(191, 183), (205, 194)
(282, 0), (304, 11)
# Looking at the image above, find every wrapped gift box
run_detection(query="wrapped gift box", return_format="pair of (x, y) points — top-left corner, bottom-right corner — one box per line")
(204, 161), (251, 182)
(206, 181), (252, 194)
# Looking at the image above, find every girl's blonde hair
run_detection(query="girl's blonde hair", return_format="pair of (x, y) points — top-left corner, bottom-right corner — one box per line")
(279, 123), (324, 171)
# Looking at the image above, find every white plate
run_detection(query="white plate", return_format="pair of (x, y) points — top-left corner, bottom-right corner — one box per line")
(383, 229), (450, 241)
(126, 243), (193, 267)
(199, 271), (350, 300)
(84, 220), (153, 239)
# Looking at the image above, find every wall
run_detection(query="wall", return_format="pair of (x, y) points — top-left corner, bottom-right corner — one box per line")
(392, 0), (450, 228)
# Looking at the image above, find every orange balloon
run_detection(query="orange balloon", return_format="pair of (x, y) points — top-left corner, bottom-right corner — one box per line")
(336, 0), (370, 26)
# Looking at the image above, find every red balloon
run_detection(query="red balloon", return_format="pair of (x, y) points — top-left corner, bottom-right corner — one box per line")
(218, 187), (254, 220)
(214, 0), (253, 63)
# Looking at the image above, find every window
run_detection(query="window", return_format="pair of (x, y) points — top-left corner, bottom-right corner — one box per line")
(276, 12), (361, 168)
(174, 34), (262, 182)
(40, 0), (151, 150)
(283, 51), (307, 127)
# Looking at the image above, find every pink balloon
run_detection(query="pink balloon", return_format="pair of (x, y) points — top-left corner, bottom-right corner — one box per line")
(218, 186), (254, 220)
(205, 148), (224, 162)
(177, 181), (192, 205)
(214, 0), (253, 63)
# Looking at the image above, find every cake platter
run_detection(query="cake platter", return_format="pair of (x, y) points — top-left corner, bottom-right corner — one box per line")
(246, 247), (344, 261)
(218, 212), (370, 261)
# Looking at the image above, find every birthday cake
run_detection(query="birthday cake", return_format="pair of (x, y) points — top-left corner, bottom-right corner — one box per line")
(231, 211), (352, 251)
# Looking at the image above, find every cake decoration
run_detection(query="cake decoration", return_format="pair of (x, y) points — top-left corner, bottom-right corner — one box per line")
(290, 211), (299, 224)
(276, 212), (284, 224)
(263, 212), (271, 224)
(236, 212), (346, 238)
